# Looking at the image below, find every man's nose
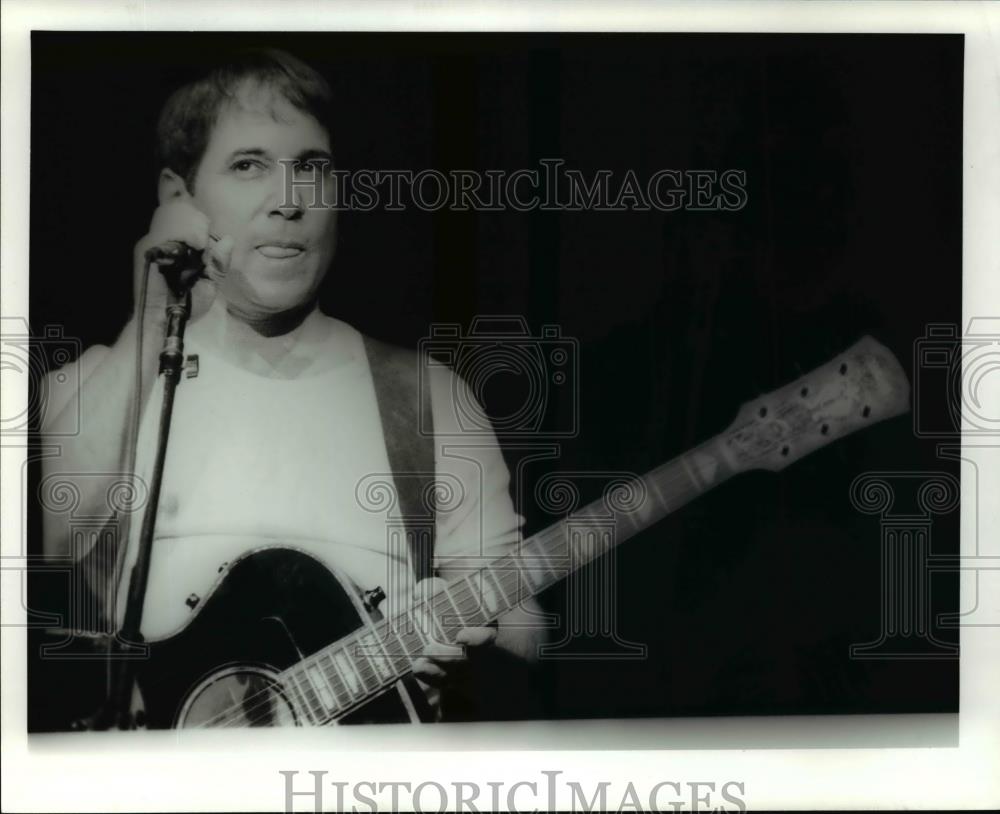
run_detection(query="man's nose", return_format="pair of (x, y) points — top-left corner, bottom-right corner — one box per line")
(271, 197), (305, 220)
(270, 173), (306, 220)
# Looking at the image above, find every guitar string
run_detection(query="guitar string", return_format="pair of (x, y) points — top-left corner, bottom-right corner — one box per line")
(192, 458), (706, 727)
(205, 587), (469, 728)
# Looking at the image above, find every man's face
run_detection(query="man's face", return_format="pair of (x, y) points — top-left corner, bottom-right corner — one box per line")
(190, 86), (337, 315)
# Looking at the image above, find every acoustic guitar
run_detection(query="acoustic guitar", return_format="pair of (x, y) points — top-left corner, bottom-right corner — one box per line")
(65, 335), (910, 728)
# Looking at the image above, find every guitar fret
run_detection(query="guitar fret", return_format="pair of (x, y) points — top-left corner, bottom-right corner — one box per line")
(516, 553), (541, 593)
(532, 541), (559, 582)
(356, 628), (394, 684)
(292, 667), (323, 722)
(323, 656), (349, 703)
(348, 635), (381, 694)
(360, 656), (385, 693)
(389, 628), (413, 675)
(483, 565), (512, 614)
(678, 454), (703, 492)
(320, 652), (351, 708)
(613, 501), (640, 535)
(440, 584), (465, 633)
(397, 624), (425, 662)
(285, 669), (316, 724)
(305, 658), (336, 712)
(331, 649), (364, 698)
(304, 671), (329, 721)
(461, 574), (485, 619)
(501, 569), (521, 604)
(523, 539), (557, 588)
(491, 558), (523, 609)
(453, 578), (488, 626)
(528, 550), (552, 595)
(405, 608), (431, 650)
(646, 471), (669, 513)
(425, 597), (450, 643)
(382, 624), (417, 672)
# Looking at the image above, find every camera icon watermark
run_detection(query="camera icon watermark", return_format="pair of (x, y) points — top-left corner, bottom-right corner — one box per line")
(1, 317), (81, 436)
(913, 318), (1000, 438)
(418, 316), (579, 438)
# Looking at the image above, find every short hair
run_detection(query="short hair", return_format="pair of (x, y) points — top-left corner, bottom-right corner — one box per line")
(155, 48), (334, 190)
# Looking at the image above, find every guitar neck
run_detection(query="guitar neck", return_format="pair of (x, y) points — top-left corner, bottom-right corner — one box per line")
(281, 436), (735, 724)
(490, 435), (735, 602)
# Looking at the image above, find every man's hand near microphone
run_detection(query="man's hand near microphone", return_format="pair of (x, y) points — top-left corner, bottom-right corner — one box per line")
(40, 200), (231, 559)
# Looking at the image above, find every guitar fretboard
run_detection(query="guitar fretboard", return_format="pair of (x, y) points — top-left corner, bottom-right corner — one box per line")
(275, 440), (732, 724)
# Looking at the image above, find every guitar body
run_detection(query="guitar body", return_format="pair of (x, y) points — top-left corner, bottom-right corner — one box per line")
(134, 548), (428, 728)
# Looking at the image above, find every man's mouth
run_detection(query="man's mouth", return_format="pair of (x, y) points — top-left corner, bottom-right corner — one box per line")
(255, 241), (306, 259)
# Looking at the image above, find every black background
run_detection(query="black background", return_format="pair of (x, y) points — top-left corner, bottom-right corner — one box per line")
(29, 32), (962, 724)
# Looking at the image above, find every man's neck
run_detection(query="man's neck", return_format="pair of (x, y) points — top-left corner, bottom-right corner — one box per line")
(225, 300), (314, 338)
(193, 297), (338, 377)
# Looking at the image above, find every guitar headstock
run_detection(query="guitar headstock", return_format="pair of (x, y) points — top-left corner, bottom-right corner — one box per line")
(720, 336), (910, 473)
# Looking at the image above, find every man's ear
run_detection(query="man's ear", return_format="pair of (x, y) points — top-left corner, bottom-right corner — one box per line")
(157, 168), (191, 204)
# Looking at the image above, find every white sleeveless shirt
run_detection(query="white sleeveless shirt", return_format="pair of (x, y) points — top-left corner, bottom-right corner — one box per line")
(116, 299), (521, 640)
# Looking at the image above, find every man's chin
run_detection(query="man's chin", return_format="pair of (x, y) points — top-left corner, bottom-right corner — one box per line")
(221, 293), (317, 336)
(232, 276), (317, 312)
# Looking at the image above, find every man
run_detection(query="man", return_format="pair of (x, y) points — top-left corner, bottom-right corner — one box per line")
(39, 48), (545, 725)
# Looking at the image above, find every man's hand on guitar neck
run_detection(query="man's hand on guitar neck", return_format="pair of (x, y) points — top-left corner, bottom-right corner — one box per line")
(410, 577), (499, 690)
(412, 625), (499, 688)
(408, 577), (546, 721)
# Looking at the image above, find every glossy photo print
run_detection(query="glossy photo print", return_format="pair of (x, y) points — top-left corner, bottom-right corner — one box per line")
(23, 31), (963, 736)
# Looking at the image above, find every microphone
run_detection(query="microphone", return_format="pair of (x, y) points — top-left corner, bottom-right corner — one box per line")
(145, 235), (220, 296)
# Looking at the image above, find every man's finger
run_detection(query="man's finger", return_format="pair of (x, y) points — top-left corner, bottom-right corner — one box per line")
(455, 626), (499, 648)
(203, 234), (234, 284)
(412, 656), (449, 687)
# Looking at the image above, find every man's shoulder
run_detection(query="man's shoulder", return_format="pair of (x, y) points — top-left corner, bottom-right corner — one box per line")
(342, 324), (476, 434)
(343, 323), (447, 384)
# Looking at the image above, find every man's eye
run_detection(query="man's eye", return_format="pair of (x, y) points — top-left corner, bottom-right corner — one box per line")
(231, 159), (266, 175)
(296, 160), (326, 174)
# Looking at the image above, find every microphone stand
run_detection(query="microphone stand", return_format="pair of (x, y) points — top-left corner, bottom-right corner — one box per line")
(95, 266), (195, 729)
